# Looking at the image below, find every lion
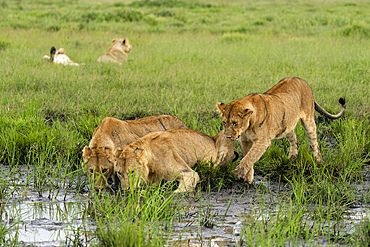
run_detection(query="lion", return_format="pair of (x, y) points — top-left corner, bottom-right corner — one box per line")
(113, 129), (236, 193)
(82, 115), (188, 190)
(43, 46), (81, 66)
(216, 77), (346, 184)
(97, 38), (132, 64)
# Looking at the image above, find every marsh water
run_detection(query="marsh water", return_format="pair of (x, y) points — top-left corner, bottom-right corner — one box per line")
(2, 164), (369, 246)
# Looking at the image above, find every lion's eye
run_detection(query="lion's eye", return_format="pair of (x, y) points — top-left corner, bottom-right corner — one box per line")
(102, 169), (108, 174)
(117, 172), (122, 178)
(232, 121), (238, 127)
(222, 121), (226, 126)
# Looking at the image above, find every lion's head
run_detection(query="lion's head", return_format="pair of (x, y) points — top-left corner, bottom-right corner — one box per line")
(216, 100), (255, 140)
(114, 145), (149, 191)
(110, 38), (132, 54)
(82, 146), (116, 190)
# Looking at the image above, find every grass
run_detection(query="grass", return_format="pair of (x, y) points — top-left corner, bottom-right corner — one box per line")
(0, 0), (369, 245)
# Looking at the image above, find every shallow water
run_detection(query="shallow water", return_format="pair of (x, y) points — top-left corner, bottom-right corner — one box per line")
(4, 191), (96, 246)
(1, 165), (370, 246)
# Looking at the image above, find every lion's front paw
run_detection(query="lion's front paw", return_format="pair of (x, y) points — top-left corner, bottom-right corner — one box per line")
(234, 165), (248, 179)
(233, 165), (254, 184)
(246, 167), (254, 184)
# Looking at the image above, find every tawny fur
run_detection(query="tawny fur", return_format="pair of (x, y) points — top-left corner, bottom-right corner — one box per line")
(216, 77), (346, 184)
(82, 115), (187, 190)
(114, 129), (235, 193)
(97, 38), (132, 64)
(43, 46), (81, 66)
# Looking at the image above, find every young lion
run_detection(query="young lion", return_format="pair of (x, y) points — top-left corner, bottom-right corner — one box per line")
(43, 46), (81, 66)
(216, 77), (346, 184)
(82, 115), (188, 190)
(113, 129), (235, 193)
(97, 38), (132, 64)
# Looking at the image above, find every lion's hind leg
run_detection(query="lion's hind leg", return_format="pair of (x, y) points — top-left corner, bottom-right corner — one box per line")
(301, 117), (323, 163)
(286, 130), (298, 160)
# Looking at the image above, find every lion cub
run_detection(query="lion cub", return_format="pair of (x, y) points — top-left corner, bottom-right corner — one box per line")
(43, 46), (81, 66)
(113, 129), (235, 193)
(82, 115), (187, 190)
(217, 77), (346, 184)
(97, 38), (132, 64)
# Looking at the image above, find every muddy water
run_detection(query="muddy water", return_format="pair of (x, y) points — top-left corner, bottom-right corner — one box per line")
(2, 166), (369, 246)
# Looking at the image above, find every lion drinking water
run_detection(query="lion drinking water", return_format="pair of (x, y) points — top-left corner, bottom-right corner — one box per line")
(82, 115), (187, 190)
(113, 129), (236, 193)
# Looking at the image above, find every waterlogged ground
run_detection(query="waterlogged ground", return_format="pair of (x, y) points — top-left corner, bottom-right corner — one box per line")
(6, 192), (94, 246)
(171, 179), (370, 246)
(1, 164), (94, 246)
(2, 165), (370, 246)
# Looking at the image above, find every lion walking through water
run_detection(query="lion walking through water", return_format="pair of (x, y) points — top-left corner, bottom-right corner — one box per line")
(217, 77), (346, 184)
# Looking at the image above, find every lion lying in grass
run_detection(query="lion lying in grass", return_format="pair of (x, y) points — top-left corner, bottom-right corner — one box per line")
(43, 46), (81, 66)
(97, 38), (132, 64)
(82, 115), (187, 190)
(217, 77), (346, 184)
(113, 129), (236, 193)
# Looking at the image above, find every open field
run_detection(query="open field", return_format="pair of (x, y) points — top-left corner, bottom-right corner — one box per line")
(0, 0), (369, 246)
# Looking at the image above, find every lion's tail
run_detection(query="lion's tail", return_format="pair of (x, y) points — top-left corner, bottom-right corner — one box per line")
(314, 98), (346, 120)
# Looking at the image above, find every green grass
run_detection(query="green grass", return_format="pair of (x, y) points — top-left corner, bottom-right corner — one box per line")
(0, 0), (369, 245)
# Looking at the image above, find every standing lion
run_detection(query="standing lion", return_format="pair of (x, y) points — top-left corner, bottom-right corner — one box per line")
(97, 38), (132, 64)
(217, 77), (346, 184)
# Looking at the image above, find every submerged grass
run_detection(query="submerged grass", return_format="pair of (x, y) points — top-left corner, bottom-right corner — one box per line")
(88, 176), (182, 246)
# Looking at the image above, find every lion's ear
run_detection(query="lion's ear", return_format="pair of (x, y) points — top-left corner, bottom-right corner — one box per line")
(243, 109), (253, 117)
(134, 147), (145, 158)
(104, 147), (116, 163)
(82, 146), (91, 162)
(112, 39), (116, 43)
(114, 148), (123, 158)
(216, 102), (226, 114)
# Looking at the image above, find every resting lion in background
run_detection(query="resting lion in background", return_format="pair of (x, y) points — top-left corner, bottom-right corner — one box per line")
(97, 38), (132, 64)
(82, 115), (188, 190)
(113, 129), (236, 193)
(43, 46), (81, 66)
(217, 77), (346, 184)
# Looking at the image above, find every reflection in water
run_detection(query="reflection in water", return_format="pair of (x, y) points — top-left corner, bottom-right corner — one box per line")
(6, 193), (96, 246)
(3, 188), (370, 246)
